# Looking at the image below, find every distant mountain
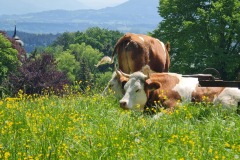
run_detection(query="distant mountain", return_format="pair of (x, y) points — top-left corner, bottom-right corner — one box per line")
(0, 0), (162, 34)
(0, 0), (88, 15)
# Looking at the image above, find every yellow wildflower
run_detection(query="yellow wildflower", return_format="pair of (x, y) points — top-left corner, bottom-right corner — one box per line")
(225, 142), (231, 148)
(4, 152), (10, 159)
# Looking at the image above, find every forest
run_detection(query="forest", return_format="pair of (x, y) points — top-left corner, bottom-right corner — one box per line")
(0, 0), (239, 97)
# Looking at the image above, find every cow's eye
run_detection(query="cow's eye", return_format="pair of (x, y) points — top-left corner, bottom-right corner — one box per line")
(136, 89), (140, 93)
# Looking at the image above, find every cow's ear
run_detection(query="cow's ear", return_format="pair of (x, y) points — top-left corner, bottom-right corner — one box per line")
(145, 79), (161, 91)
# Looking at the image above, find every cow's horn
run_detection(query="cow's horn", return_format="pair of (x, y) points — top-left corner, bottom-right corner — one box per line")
(116, 69), (130, 78)
(120, 70), (130, 78)
(116, 69), (122, 77)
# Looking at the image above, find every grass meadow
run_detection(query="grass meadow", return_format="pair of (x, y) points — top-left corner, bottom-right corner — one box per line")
(0, 89), (240, 160)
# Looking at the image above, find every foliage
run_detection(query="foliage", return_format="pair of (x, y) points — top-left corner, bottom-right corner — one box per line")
(94, 71), (114, 91)
(44, 45), (64, 57)
(78, 58), (93, 91)
(52, 27), (123, 57)
(0, 92), (239, 159)
(7, 53), (69, 95)
(69, 43), (104, 90)
(74, 27), (123, 56)
(47, 42), (107, 91)
(56, 51), (79, 83)
(1, 27), (122, 95)
(152, 0), (240, 80)
(0, 32), (18, 84)
(69, 43), (103, 73)
(48, 27), (123, 91)
(52, 32), (75, 51)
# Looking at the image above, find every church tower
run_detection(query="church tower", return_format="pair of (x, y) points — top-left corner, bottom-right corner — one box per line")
(12, 25), (24, 47)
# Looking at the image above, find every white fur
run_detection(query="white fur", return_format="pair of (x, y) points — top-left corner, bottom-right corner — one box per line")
(172, 77), (199, 102)
(213, 88), (240, 110)
(138, 36), (144, 42)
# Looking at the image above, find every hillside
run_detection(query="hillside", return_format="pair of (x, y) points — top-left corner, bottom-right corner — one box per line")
(0, 0), (162, 34)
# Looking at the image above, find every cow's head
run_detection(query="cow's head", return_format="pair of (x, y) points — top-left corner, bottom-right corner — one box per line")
(119, 71), (161, 111)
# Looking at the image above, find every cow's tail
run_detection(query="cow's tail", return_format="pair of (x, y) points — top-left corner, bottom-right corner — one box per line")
(164, 42), (171, 72)
(165, 42), (170, 52)
(111, 33), (133, 64)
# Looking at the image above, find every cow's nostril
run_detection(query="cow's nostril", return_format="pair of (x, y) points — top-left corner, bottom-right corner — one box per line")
(120, 101), (127, 109)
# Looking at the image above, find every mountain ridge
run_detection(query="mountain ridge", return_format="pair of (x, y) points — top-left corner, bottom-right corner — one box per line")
(0, 0), (162, 34)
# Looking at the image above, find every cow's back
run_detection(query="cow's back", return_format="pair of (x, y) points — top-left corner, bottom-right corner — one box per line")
(113, 33), (170, 74)
(143, 36), (170, 73)
(191, 87), (225, 103)
(117, 36), (147, 73)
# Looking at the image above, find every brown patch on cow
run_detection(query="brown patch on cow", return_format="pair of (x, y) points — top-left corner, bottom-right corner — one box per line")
(192, 87), (225, 103)
(144, 73), (182, 109)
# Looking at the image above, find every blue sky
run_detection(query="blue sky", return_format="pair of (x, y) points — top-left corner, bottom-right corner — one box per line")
(0, 0), (128, 15)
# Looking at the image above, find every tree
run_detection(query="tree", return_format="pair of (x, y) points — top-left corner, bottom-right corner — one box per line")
(56, 51), (79, 83)
(8, 53), (69, 95)
(52, 32), (75, 50)
(74, 27), (123, 56)
(0, 32), (18, 84)
(69, 43), (103, 74)
(52, 27), (123, 56)
(67, 43), (104, 88)
(78, 58), (92, 91)
(152, 0), (240, 80)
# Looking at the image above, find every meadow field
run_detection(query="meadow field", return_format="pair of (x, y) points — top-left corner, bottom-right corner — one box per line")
(0, 89), (240, 160)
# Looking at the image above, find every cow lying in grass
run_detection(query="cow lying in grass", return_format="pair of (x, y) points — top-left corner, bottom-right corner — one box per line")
(102, 66), (155, 98)
(117, 71), (240, 112)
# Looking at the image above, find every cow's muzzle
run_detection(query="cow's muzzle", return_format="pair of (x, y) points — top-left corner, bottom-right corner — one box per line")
(120, 101), (128, 110)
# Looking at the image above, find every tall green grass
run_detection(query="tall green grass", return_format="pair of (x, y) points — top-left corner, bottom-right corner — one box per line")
(0, 91), (239, 159)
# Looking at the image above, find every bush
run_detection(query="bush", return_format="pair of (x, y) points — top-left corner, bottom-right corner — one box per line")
(7, 53), (69, 95)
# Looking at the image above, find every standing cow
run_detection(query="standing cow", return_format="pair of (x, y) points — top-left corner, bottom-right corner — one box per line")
(111, 33), (170, 74)
(118, 71), (240, 111)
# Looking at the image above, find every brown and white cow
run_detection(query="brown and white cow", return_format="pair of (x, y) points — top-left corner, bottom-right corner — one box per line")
(111, 33), (170, 74)
(118, 71), (240, 111)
